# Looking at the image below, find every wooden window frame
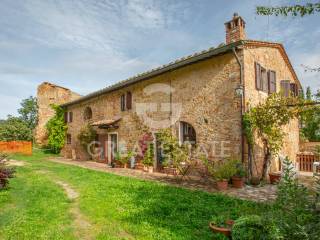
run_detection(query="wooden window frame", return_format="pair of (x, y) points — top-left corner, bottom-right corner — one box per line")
(179, 122), (196, 145)
(280, 80), (291, 97)
(67, 134), (72, 144)
(68, 112), (73, 123)
(84, 107), (93, 120)
(126, 91), (132, 110)
(120, 94), (126, 112)
(268, 70), (277, 94)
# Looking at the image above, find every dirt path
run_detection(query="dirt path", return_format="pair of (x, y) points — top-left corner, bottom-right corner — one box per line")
(37, 170), (94, 240)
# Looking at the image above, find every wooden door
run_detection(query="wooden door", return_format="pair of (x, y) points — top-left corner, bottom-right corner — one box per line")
(98, 134), (108, 162)
(108, 134), (118, 164)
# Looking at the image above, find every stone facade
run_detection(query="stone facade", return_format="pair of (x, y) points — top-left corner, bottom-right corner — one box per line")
(37, 14), (302, 179)
(35, 82), (81, 146)
(63, 53), (243, 163)
(243, 45), (301, 174)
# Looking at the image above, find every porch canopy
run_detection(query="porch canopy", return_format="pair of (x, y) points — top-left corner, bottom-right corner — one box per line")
(91, 117), (121, 129)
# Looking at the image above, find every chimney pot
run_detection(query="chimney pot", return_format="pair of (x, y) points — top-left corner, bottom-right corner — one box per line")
(225, 14), (246, 44)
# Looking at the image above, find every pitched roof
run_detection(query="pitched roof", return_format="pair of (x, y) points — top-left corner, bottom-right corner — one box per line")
(62, 40), (300, 107)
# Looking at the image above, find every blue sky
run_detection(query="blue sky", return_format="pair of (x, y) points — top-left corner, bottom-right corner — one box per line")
(0, 0), (319, 119)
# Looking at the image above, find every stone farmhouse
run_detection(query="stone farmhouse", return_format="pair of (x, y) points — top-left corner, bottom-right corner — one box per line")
(36, 14), (302, 176)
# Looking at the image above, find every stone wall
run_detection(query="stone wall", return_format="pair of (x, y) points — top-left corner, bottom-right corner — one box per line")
(35, 82), (81, 146)
(62, 45), (301, 178)
(63, 53), (243, 162)
(243, 46), (300, 175)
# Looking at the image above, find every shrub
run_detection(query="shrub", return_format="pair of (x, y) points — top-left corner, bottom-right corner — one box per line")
(142, 144), (154, 166)
(273, 157), (318, 239)
(233, 159), (246, 177)
(0, 153), (15, 189)
(157, 128), (190, 167)
(0, 116), (33, 141)
(77, 124), (97, 152)
(201, 158), (237, 181)
(116, 151), (135, 166)
(232, 215), (282, 240)
(46, 105), (67, 154)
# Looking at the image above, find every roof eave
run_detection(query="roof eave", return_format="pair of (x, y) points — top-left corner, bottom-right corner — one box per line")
(61, 41), (244, 107)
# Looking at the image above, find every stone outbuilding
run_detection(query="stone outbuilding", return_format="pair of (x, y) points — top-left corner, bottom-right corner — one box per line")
(36, 14), (302, 177)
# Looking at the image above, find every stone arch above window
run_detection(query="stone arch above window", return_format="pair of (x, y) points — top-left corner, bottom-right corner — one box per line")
(84, 107), (93, 120)
(179, 121), (196, 145)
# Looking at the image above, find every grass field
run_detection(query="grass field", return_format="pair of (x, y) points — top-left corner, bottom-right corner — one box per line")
(0, 150), (267, 240)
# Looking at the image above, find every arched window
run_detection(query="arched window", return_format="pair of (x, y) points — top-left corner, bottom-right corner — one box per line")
(179, 121), (196, 145)
(84, 107), (92, 120)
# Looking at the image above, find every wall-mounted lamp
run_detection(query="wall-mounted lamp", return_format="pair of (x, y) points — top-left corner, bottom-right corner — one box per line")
(235, 84), (244, 97)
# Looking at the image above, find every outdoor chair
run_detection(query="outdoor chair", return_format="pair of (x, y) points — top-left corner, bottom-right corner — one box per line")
(313, 162), (320, 177)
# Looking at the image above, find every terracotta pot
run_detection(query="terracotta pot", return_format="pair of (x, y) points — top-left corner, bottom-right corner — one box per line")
(216, 180), (228, 191)
(209, 221), (232, 237)
(232, 176), (244, 188)
(250, 177), (260, 186)
(147, 166), (154, 173)
(269, 172), (281, 184)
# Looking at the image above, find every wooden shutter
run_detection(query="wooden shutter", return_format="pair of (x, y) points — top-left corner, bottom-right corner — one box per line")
(64, 112), (68, 123)
(67, 134), (71, 144)
(290, 83), (298, 97)
(255, 62), (262, 90)
(268, 70), (276, 93)
(120, 94), (125, 111)
(126, 92), (132, 110)
(69, 112), (73, 123)
(280, 80), (290, 97)
(261, 67), (268, 92)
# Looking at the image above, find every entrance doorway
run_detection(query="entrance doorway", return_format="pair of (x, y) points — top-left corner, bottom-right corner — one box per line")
(155, 133), (164, 171)
(97, 134), (107, 162)
(108, 133), (118, 165)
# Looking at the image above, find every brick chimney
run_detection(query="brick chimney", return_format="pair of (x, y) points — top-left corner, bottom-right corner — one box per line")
(225, 13), (246, 44)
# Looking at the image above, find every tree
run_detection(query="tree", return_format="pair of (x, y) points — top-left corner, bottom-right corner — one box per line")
(243, 93), (297, 180)
(18, 96), (38, 130)
(257, 2), (320, 17)
(46, 105), (67, 154)
(298, 86), (320, 141)
(306, 86), (312, 100)
(0, 116), (33, 141)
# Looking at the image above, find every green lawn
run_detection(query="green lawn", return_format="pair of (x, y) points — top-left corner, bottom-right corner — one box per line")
(0, 150), (268, 240)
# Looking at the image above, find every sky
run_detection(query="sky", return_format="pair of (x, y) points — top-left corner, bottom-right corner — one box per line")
(0, 0), (319, 119)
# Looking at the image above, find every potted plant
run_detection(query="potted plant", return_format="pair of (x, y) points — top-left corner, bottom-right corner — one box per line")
(213, 159), (237, 191)
(114, 151), (125, 168)
(142, 144), (154, 173)
(209, 216), (234, 237)
(269, 172), (281, 184)
(231, 160), (246, 188)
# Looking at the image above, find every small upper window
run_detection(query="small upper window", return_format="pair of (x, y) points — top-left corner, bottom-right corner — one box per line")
(64, 111), (73, 123)
(126, 91), (132, 110)
(179, 122), (196, 145)
(120, 94), (125, 111)
(84, 107), (92, 120)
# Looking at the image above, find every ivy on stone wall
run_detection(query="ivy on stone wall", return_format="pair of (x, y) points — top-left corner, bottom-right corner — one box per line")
(46, 105), (67, 154)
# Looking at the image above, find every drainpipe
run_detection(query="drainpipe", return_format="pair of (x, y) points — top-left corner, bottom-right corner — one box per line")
(232, 47), (245, 163)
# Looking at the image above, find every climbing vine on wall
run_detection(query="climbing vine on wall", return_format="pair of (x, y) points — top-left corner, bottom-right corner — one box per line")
(46, 105), (67, 154)
(243, 93), (303, 180)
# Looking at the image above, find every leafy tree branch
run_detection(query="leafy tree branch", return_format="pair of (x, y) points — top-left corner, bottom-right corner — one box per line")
(257, 3), (320, 17)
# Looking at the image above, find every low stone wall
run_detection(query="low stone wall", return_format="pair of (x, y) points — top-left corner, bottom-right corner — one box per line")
(0, 141), (32, 155)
